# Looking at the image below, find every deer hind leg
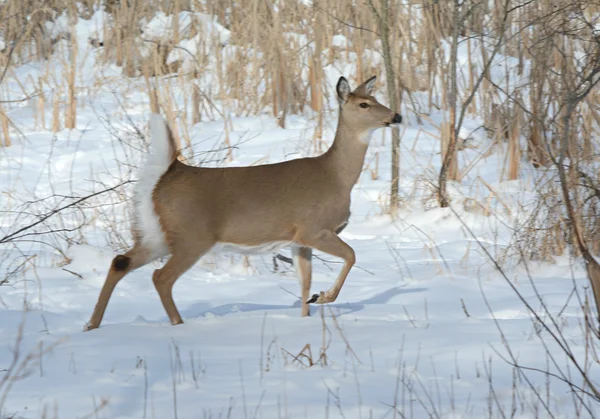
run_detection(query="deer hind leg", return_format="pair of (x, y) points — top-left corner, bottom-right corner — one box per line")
(296, 229), (355, 305)
(292, 245), (313, 317)
(86, 244), (153, 331)
(152, 243), (212, 325)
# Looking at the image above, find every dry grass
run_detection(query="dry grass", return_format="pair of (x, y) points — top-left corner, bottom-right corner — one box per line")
(0, 0), (599, 263)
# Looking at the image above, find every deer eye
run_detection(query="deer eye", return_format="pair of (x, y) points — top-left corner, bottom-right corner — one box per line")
(359, 103), (370, 109)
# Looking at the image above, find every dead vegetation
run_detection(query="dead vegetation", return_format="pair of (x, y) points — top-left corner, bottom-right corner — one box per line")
(1, 1), (600, 310)
(1, 3), (600, 417)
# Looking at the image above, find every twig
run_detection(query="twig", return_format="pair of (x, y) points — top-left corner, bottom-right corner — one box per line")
(0, 180), (133, 244)
(460, 298), (470, 318)
(62, 268), (83, 279)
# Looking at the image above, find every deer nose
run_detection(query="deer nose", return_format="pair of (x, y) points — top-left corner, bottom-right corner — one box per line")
(392, 114), (402, 124)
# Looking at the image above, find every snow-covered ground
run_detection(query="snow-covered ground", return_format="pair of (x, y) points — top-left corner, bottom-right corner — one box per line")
(0, 9), (598, 419)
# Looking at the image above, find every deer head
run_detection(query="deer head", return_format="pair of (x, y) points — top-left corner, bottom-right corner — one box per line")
(336, 76), (402, 144)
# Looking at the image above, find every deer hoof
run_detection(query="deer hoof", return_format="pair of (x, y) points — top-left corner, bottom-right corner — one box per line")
(307, 291), (331, 304)
(306, 293), (320, 304)
(83, 322), (97, 332)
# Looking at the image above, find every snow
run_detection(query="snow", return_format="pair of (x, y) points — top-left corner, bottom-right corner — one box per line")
(146, 11), (230, 69)
(0, 8), (598, 419)
(332, 35), (350, 49)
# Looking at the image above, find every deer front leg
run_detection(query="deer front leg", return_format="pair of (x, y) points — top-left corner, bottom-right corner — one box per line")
(292, 245), (313, 316)
(295, 229), (355, 305)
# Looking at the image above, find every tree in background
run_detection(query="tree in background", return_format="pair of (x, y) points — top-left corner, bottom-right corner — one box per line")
(367, 0), (402, 211)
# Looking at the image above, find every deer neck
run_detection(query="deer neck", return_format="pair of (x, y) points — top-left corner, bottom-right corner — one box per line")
(324, 114), (372, 190)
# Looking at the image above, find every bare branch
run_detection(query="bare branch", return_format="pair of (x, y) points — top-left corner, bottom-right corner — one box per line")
(0, 181), (133, 245)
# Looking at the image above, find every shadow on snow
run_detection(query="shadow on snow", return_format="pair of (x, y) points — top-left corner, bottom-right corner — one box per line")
(182, 285), (427, 319)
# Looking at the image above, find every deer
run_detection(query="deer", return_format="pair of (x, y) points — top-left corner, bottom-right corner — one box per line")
(85, 75), (402, 330)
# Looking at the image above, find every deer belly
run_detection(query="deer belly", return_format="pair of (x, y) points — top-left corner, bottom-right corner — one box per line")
(212, 241), (292, 255)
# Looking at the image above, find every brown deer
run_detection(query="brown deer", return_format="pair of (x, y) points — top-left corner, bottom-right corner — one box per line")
(85, 75), (402, 330)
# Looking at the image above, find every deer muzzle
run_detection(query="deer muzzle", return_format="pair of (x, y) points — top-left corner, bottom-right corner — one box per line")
(385, 113), (402, 126)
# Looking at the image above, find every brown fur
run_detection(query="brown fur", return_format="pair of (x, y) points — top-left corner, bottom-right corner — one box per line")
(85, 76), (401, 330)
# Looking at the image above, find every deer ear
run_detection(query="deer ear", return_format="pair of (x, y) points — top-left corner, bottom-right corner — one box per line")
(336, 76), (351, 104)
(354, 75), (377, 96)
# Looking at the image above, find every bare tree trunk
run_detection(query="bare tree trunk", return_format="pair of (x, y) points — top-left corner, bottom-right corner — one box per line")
(438, 0), (460, 208)
(191, 84), (201, 125)
(65, 20), (78, 130)
(0, 107), (11, 147)
(368, 0), (401, 211)
(557, 100), (600, 326)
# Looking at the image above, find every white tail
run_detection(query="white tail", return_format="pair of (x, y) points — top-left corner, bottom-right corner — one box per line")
(131, 115), (177, 260)
(86, 75), (402, 330)
(149, 113), (175, 164)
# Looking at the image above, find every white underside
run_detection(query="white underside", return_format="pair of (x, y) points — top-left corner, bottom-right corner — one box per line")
(211, 241), (292, 255)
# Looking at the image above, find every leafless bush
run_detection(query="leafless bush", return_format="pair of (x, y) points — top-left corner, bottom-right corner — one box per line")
(0, 314), (62, 418)
(450, 202), (600, 417)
